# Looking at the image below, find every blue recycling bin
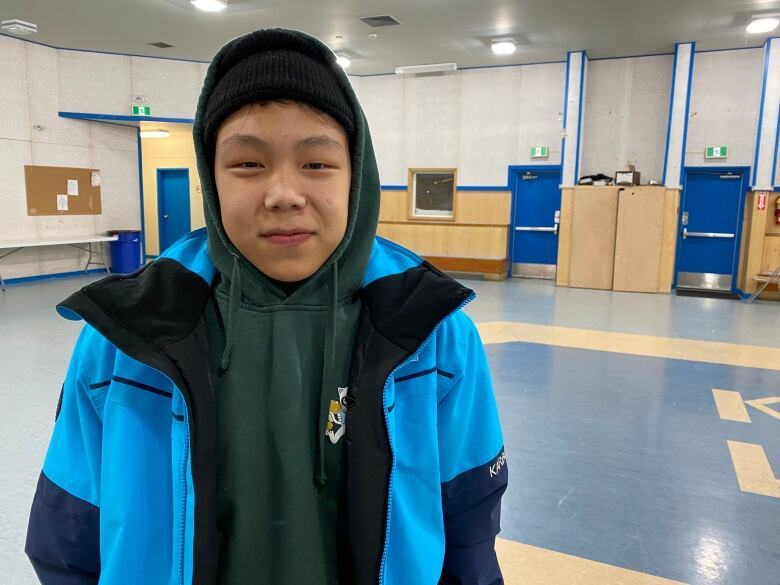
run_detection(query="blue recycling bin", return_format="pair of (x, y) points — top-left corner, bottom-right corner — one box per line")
(109, 230), (142, 274)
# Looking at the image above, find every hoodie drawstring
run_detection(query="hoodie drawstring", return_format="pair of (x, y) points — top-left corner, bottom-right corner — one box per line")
(316, 261), (339, 487)
(219, 254), (242, 371)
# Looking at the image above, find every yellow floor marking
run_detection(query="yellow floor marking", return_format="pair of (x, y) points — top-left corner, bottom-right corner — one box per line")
(477, 322), (780, 371)
(744, 396), (780, 421)
(712, 389), (752, 423)
(726, 440), (780, 498)
(496, 538), (689, 585)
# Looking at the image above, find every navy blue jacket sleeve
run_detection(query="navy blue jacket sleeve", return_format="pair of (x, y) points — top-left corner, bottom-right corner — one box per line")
(436, 314), (508, 584)
(25, 326), (103, 584)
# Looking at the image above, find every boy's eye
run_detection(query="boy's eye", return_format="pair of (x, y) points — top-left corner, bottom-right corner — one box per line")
(304, 162), (327, 170)
(238, 162), (262, 168)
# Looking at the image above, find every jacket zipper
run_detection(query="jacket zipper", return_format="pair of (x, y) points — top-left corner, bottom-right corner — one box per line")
(377, 292), (475, 585)
(179, 409), (190, 585)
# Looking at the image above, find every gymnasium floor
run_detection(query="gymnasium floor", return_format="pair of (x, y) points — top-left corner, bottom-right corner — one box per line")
(1, 274), (779, 584)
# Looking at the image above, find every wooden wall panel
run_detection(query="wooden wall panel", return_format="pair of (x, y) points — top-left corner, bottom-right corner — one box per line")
(556, 188), (575, 286)
(376, 223), (507, 258)
(658, 189), (680, 293)
(568, 186), (619, 290)
(613, 187), (665, 293)
(378, 190), (407, 222)
(454, 191), (511, 225)
(378, 189), (511, 226)
(762, 236), (780, 273)
(738, 192), (769, 293)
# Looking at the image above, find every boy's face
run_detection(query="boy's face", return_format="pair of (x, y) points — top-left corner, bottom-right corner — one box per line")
(214, 101), (351, 282)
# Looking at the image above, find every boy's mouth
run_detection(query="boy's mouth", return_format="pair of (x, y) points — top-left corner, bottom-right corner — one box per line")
(262, 230), (313, 246)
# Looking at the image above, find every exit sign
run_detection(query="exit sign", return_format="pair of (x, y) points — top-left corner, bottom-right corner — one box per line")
(132, 105), (151, 116)
(530, 146), (549, 159)
(705, 146), (728, 159)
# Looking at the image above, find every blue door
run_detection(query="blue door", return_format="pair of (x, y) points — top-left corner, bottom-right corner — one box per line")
(510, 167), (562, 278)
(157, 169), (191, 253)
(676, 169), (747, 292)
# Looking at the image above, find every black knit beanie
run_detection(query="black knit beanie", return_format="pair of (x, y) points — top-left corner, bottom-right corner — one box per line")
(202, 46), (355, 158)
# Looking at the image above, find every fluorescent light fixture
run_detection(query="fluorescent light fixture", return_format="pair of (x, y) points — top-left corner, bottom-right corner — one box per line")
(140, 129), (170, 139)
(395, 62), (457, 75)
(335, 54), (351, 69)
(1, 19), (37, 35)
(190, 0), (227, 12)
(747, 17), (779, 34)
(491, 40), (517, 56)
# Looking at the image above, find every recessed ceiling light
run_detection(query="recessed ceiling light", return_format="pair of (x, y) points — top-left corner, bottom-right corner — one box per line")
(335, 35), (344, 41)
(140, 129), (170, 139)
(491, 40), (517, 56)
(368, 33), (378, 40)
(190, 0), (227, 13)
(1, 19), (37, 35)
(747, 17), (779, 34)
(335, 54), (351, 69)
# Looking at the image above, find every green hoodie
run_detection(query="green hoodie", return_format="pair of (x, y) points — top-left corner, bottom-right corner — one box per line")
(191, 29), (380, 584)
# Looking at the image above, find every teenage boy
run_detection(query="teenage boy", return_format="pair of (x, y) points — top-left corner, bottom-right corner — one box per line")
(26, 28), (508, 585)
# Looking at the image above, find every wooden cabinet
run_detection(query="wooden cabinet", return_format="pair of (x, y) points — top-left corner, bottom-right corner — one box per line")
(557, 186), (680, 293)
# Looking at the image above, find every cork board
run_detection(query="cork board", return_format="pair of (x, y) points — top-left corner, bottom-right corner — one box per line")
(24, 165), (102, 216)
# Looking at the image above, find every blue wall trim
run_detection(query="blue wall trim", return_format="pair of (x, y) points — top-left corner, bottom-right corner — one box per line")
(752, 38), (772, 187)
(560, 52), (573, 184)
(771, 96), (780, 187)
(136, 129), (146, 260)
(59, 111), (195, 125)
(380, 185), (407, 191)
(678, 43), (696, 187)
(574, 53), (586, 183)
(662, 44), (681, 184)
(3, 268), (107, 287)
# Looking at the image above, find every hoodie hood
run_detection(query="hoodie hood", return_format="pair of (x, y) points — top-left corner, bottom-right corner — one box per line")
(192, 27), (380, 304)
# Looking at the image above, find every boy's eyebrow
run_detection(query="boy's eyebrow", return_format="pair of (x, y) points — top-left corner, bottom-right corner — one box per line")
(219, 133), (345, 152)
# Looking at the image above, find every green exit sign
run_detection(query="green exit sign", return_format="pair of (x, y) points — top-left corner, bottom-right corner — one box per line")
(132, 104), (151, 116)
(530, 146), (549, 159)
(705, 146), (728, 159)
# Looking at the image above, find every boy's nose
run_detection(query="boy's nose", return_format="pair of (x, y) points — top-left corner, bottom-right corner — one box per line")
(264, 169), (306, 211)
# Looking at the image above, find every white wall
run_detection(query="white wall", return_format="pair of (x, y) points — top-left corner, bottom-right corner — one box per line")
(0, 37), (142, 281)
(581, 55), (673, 183)
(356, 63), (566, 186)
(686, 48), (763, 168)
(1, 33), (777, 280)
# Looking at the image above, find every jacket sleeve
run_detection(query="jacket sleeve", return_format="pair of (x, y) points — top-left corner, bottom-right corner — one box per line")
(437, 313), (508, 585)
(26, 326), (103, 585)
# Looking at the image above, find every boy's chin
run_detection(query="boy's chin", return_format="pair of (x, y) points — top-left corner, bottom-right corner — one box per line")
(254, 260), (322, 283)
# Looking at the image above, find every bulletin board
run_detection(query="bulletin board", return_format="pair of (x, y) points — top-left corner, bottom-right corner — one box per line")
(24, 165), (102, 216)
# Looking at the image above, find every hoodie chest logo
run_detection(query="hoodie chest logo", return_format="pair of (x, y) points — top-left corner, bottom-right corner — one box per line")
(326, 386), (348, 445)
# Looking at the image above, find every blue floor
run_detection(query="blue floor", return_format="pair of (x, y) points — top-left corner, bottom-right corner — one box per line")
(490, 341), (780, 585)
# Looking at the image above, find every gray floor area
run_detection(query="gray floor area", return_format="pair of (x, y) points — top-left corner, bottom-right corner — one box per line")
(464, 277), (780, 348)
(0, 273), (778, 583)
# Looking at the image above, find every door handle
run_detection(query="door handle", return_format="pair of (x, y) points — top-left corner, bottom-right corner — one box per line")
(682, 227), (734, 239)
(516, 226), (557, 232)
(163, 214), (169, 220)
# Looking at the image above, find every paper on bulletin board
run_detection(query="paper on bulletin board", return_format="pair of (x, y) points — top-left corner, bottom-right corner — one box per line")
(91, 171), (101, 187)
(57, 195), (69, 211)
(67, 179), (79, 196)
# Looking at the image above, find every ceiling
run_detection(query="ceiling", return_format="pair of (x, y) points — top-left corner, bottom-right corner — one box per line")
(3, 0), (780, 75)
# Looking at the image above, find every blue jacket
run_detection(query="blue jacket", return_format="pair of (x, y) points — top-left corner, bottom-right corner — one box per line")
(25, 230), (508, 585)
